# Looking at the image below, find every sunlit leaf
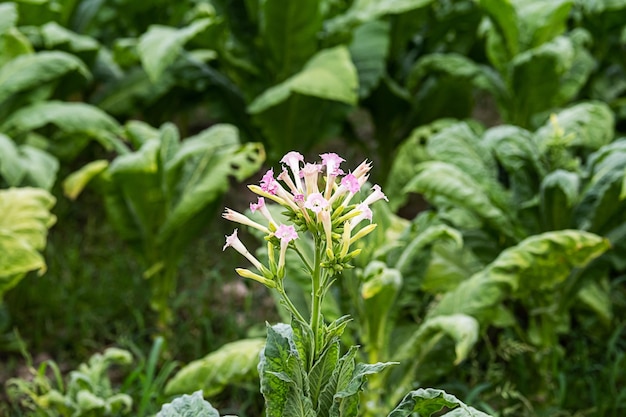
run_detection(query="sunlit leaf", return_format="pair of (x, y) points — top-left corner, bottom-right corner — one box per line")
(156, 391), (219, 417)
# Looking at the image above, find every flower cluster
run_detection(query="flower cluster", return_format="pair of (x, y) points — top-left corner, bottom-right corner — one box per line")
(222, 151), (387, 288)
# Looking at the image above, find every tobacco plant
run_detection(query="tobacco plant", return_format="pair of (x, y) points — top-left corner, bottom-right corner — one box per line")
(160, 152), (496, 416)
(63, 121), (264, 327)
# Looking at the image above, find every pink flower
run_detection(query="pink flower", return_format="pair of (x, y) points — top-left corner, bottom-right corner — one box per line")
(275, 224), (298, 243)
(301, 163), (321, 195)
(363, 184), (388, 206)
(250, 197), (276, 227)
(223, 208), (270, 234)
(350, 203), (373, 227)
(250, 197), (265, 213)
(223, 229), (265, 271)
(277, 168), (298, 194)
(260, 169), (279, 195)
(304, 192), (329, 213)
(281, 151), (304, 191)
(320, 152), (345, 176)
(341, 173), (360, 194)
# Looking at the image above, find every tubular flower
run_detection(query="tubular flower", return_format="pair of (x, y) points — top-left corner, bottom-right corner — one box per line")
(223, 229), (265, 272)
(223, 151), (388, 282)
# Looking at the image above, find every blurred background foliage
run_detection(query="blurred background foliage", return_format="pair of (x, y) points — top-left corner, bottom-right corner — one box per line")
(1, 0), (626, 416)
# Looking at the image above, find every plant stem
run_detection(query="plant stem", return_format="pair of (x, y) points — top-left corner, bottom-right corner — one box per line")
(310, 240), (323, 364)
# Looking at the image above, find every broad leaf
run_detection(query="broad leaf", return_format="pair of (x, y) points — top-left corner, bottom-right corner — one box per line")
(0, 187), (56, 299)
(165, 338), (265, 397)
(260, 0), (321, 81)
(138, 18), (213, 83)
(0, 51), (89, 106)
(388, 388), (493, 417)
(478, 0), (519, 64)
(248, 46), (358, 113)
(0, 101), (127, 156)
(349, 20), (390, 98)
(536, 101), (615, 151)
(156, 391), (220, 417)
(403, 161), (519, 239)
(430, 230), (611, 322)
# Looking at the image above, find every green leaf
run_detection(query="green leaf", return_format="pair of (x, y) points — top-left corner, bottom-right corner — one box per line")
(0, 101), (127, 156)
(517, 0), (573, 48)
(158, 125), (265, 246)
(388, 388), (493, 417)
(385, 119), (457, 211)
(248, 46), (358, 113)
(403, 161), (518, 239)
(138, 18), (213, 83)
(259, 323), (306, 417)
(395, 224), (463, 274)
(394, 314), (479, 366)
(0, 3), (17, 36)
(0, 51), (89, 106)
(537, 101), (615, 151)
(63, 160), (109, 200)
(309, 341), (340, 409)
(325, 0), (435, 34)
(165, 338), (265, 397)
(478, 0), (519, 61)
(539, 170), (580, 231)
(156, 391), (220, 417)
(260, 0), (321, 81)
(0, 187), (56, 299)
(349, 20), (390, 98)
(483, 125), (545, 205)
(330, 361), (397, 417)
(317, 346), (357, 417)
(430, 230), (611, 322)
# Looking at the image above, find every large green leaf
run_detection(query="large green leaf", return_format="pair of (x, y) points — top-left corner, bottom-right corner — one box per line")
(0, 101), (127, 156)
(430, 230), (611, 322)
(0, 187), (56, 298)
(156, 391), (220, 417)
(259, 323), (308, 417)
(403, 161), (519, 239)
(158, 124), (264, 245)
(517, 0), (573, 49)
(138, 18), (213, 83)
(165, 338), (265, 397)
(248, 46), (358, 113)
(0, 133), (58, 189)
(388, 388), (493, 417)
(260, 0), (321, 81)
(0, 51), (89, 106)
(385, 119), (457, 211)
(349, 20), (390, 98)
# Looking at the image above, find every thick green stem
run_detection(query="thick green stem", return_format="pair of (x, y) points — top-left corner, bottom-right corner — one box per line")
(310, 241), (324, 365)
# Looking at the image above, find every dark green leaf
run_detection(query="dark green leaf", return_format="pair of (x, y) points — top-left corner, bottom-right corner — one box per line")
(260, 0), (321, 81)
(349, 20), (390, 98)
(539, 170), (580, 230)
